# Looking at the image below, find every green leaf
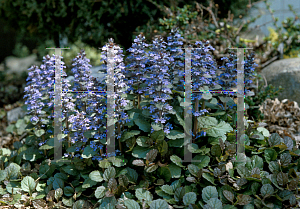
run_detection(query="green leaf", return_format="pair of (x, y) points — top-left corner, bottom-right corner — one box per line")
(256, 127), (269, 137)
(53, 178), (64, 190)
(5, 163), (21, 180)
(146, 149), (158, 162)
(124, 199), (141, 209)
(109, 156), (128, 167)
(157, 139), (168, 156)
(135, 188), (153, 202)
(16, 119), (27, 135)
(192, 155), (210, 169)
(5, 124), (16, 134)
(99, 159), (111, 168)
(126, 167), (138, 183)
(207, 198), (223, 209)
(187, 143), (203, 153)
(211, 145), (222, 157)
(62, 164), (79, 176)
(183, 192), (197, 205)
(170, 155), (184, 168)
(268, 133), (282, 147)
(34, 129), (45, 137)
(269, 161), (280, 174)
(145, 164), (159, 173)
(206, 121), (233, 137)
(277, 172), (288, 186)
(188, 164), (200, 177)
(237, 165), (250, 178)
(161, 185), (174, 195)
(134, 117), (151, 132)
(82, 178), (97, 189)
(81, 146), (97, 158)
(168, 164), (181, 178)
(278, 190), (293, 201)
(202, 186), (218, 203)
(151, 130), (165, 141)
(55, 188), (63, 201)
(280, 153), (292, 167)
(260, 184), (274, 197)
(198, 116), (218, 128)
(136, 136), (152, 147)
(21, 176), (36, 195)
(121, 130), (141, 142)
(64, 186), (74, 197)
(168, 138), (184, 147)
(251, 155), (264, 170)
(264, 149), (277, 163)
(158, 167), (172, 182)
(166, 130), (185, 140)
(223, 190), (234, 203)
(62, 197), (74, 207)
(132, 146), (152, 159)
(236, 194), (251, 205)
(103, 167), (116, 181)
(95, 186), (106, 199)
(0, 170), (7, 182)
(283, 136), (293, 150)
(150, 199), (169, 209)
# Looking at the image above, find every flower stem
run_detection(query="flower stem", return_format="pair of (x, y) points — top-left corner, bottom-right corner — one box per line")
(193, 97), (199, 143)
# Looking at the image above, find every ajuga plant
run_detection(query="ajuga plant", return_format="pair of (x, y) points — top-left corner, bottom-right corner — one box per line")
(124, 33), (150, 110)
(4, 27), (299, 209)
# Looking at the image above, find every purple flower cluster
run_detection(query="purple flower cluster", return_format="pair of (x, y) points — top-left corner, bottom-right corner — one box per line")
(143, 35), (174, 134)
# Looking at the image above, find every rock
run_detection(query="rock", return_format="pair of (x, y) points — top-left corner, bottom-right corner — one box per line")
(239, 27), (266, 46)
(4, 54), (41, 75)
(6, 106), (26, 124)
(257, 58), (300, 105)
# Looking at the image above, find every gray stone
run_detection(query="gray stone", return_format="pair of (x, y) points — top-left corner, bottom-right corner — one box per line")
(257, 58), (300, 105)
(5, 54), (41, 74)
(7, 106), (26, 124)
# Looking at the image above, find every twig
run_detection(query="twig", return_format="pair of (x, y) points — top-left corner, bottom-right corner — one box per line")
(260, 55), (279, 68)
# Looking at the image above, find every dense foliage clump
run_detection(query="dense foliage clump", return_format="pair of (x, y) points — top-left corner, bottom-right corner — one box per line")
(1, 27), (299, 209)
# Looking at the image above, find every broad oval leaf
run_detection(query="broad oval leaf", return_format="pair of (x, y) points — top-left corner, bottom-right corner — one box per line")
(124, 199), (141, 209)
(223, 190), (234, 203)
(161, 185), (174, 195)
(202, 186), (218, 203)
(260, 184), (274, 197)
(207, 198), (222, 209)
(280, 153), (292, 167)
(89, 170), (104, 182)
(150, 199), (169, 209)
(170, 155), (184, 168)
(183, 192), (197, 206)
(146, 149), (158, 162)
(103, 167), (116, 182)
(95, 186), (106, 199)
(21, 176), (36, 194)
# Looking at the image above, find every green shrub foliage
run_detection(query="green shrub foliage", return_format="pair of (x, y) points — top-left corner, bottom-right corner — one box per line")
(1, 28), (299, 209)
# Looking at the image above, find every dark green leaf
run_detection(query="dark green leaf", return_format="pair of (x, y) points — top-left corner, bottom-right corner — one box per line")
(223, 190), (234, 203)
(207, 198), (222, 209)
(268, 133), (282, 147)
(236, 194), (251, 205)
(183, 192), (197, 206)
(280, 153), (292, 167)
(146, 149), (158, 162)
(264, 149), (277, 163)
(103, 167), (116, 182)
(201, 186), (218, 203)
(260, 184), (274, 197)
(277, 172), (288, 186)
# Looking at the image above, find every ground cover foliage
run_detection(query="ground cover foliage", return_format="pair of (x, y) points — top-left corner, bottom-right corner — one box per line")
(1, 27), (300, 209)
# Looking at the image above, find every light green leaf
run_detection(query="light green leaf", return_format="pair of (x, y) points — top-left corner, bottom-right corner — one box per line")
(124, 199), (141, 209)
(161, 185), (174, 195)
(207, 198), (223, 209)
(121, 130), (141, 142)
(55, 188), (63, 201)
(202, 186), (218, 203)
(166, 130), (185, 140)
(132, 146), (152, 159)
(21, 176), (36, 195)
(34, 129), (45, 137)
(89, 171), (103, 182)
(150, 199), (169, 209)
(135, 188), (153, 202)
(183, 192), (197, 205)
(170, 155), (184, 168)
(95, 186), (106, 199)
(257, 127), (269, 137)
(168, 164), (181, 178)
(103, 167), (116, 181)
